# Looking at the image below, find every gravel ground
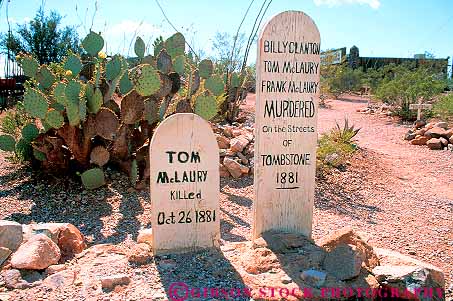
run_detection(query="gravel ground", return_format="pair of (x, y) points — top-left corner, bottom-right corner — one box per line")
(0, 94), (452, 299)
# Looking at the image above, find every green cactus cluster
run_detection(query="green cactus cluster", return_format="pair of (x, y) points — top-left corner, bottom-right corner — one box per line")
(6, 31), (230, 190)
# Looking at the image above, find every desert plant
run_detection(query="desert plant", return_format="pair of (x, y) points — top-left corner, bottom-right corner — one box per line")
(433, 94), (453, 121)
(0, 31), (225, 190)
(317, 119), (360, 172)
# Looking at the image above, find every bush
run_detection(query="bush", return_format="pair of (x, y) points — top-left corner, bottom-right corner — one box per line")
(0, 102), (32, 137)
(433, 94), (453, 121)
(317, 119), (360, 173)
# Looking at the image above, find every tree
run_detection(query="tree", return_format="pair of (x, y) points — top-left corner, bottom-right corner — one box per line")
(0, 7), (80, 65)
(211, 32), (246, 73)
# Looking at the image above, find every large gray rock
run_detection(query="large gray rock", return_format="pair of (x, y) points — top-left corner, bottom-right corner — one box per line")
(11, 234), (61, 270)
(319, 226), (379, 271)
(434, 121), (448, 129)
(0, 220), (23, 251)
(0, 246), (12, 266)
(425, 127), (448, 139)
(374, 248), (444, 301)
(323, 244), (365, 280)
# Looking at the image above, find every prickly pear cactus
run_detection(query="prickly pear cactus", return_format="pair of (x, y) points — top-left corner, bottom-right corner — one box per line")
(13, 30), (232, 190)
(0, 135), (16, 152)
(81, 168), (105, 190)
(194, 93), (218, 120)
(24, 88), (49, 119)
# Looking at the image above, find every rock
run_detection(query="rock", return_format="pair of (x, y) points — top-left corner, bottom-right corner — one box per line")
(43, 270), (76, 289)
(300, 269), (326, 287)
(223, 126), (233, 137)
(240, 164), (250, 174)
(45, 264), (66, 275)
(243, 247), (279, 274)
(450, 135), (453, 144)
(434, 121), (448, 129)
(0, 269), (34, 289)
(439, 137), (449, 146)
(232, 129), (243, 137)
(0, 220), (23, 251)
(414, 128), (426, 136)
(323, 244), (364, 280)
(414, 119), (426, 129)
(22, 223), (65, 244)
(318, 227), (379, 271)
(426, 138), (442, 150)
(424, 127), (448, 139)
(425, 122), (435, 130)
(216, 135), (230, 149)
(372, 266), (444, 301)
(325, 153), (339, 163)
(448, 144), (453, 152)
(58, 223), (86, 258)
(20, 269), (44, 283)
(137, 228), (153, 246)
(219, 164), (230, 177)
(404, 132), (416, 141)
(100, 274), (131, 290)
(11, 234), (60, 270)
(223, 157), (244, 179)
(411, 135), (430, 145)
(445, 129), (453, 139)
(230, 136), (249, 153)
(127, 243), (151, 264)
(236, 152), (249, 164)
(0, 246), (12, 266)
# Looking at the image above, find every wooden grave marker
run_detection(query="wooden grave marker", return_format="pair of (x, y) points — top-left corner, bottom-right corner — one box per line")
(150, 113), (220, 254)
(409, 102), (433, 120)
(253, 11), (321, 239)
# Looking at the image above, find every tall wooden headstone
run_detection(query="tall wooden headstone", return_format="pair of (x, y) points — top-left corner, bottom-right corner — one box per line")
(253, 11), (321, 238)
(150, 113), (220, 254)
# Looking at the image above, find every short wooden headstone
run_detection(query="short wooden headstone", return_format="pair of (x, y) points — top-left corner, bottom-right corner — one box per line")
(253, 11), (321, 238)
(409, 102), (433, 120)
(149, 113), (220, 254)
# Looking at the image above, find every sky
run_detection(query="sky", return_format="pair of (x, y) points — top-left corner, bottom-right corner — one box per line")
(1, 0), (452, 76)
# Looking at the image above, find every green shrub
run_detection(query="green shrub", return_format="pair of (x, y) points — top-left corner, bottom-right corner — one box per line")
(0, 102), (32, 137)
(317, 119), (360, 173)
(433, 94), (453, 121)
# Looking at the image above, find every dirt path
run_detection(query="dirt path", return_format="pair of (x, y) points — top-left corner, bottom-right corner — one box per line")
(0, 94), (452, 298)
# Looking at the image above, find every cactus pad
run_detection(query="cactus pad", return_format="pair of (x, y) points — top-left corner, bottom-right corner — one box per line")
(33, 149), (47, 161)
(82, 31), (105, 57)
(18, 55), (39, 78)
(164, 32), (185, 57)
(66, 101), (80, 126)
(194, 93), (217, 120)
(53, 82), (67, 105)
(131, 64), (161, 97)
(86, 85), (102, 114)
(106, 55), (122, 81)
(205, 75), (225, 96)
(189, 70), (200, 95)
(121, 90), (145, 124)
(168, 72), (181, 94)
(119, 72), (133, 95)
(154, 73), (173, 99)
(0, 135), (16, 152)
(90, 146), (110, 167)
(95, 108), (119, 140)
(15, 138), (32, 161)
(156, 49), (172, 74)
(81, 168), (105, 190)
(130, 159), (138, 185)
(198, 59), (213, 78)
(21, 123), (39, 142)
(79, 98), (87, 123)
(172, 55), (185, 75)
(45, 109), (64, 129)
(63, 54), (83, 76)
(134, 37), (146, 59)
(36, 66), (56, 90)
(144, 97), (160, 125)
(65, 80), (82, 103)
(175, 99), (193, 113)
(24, 88), (49, 119)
